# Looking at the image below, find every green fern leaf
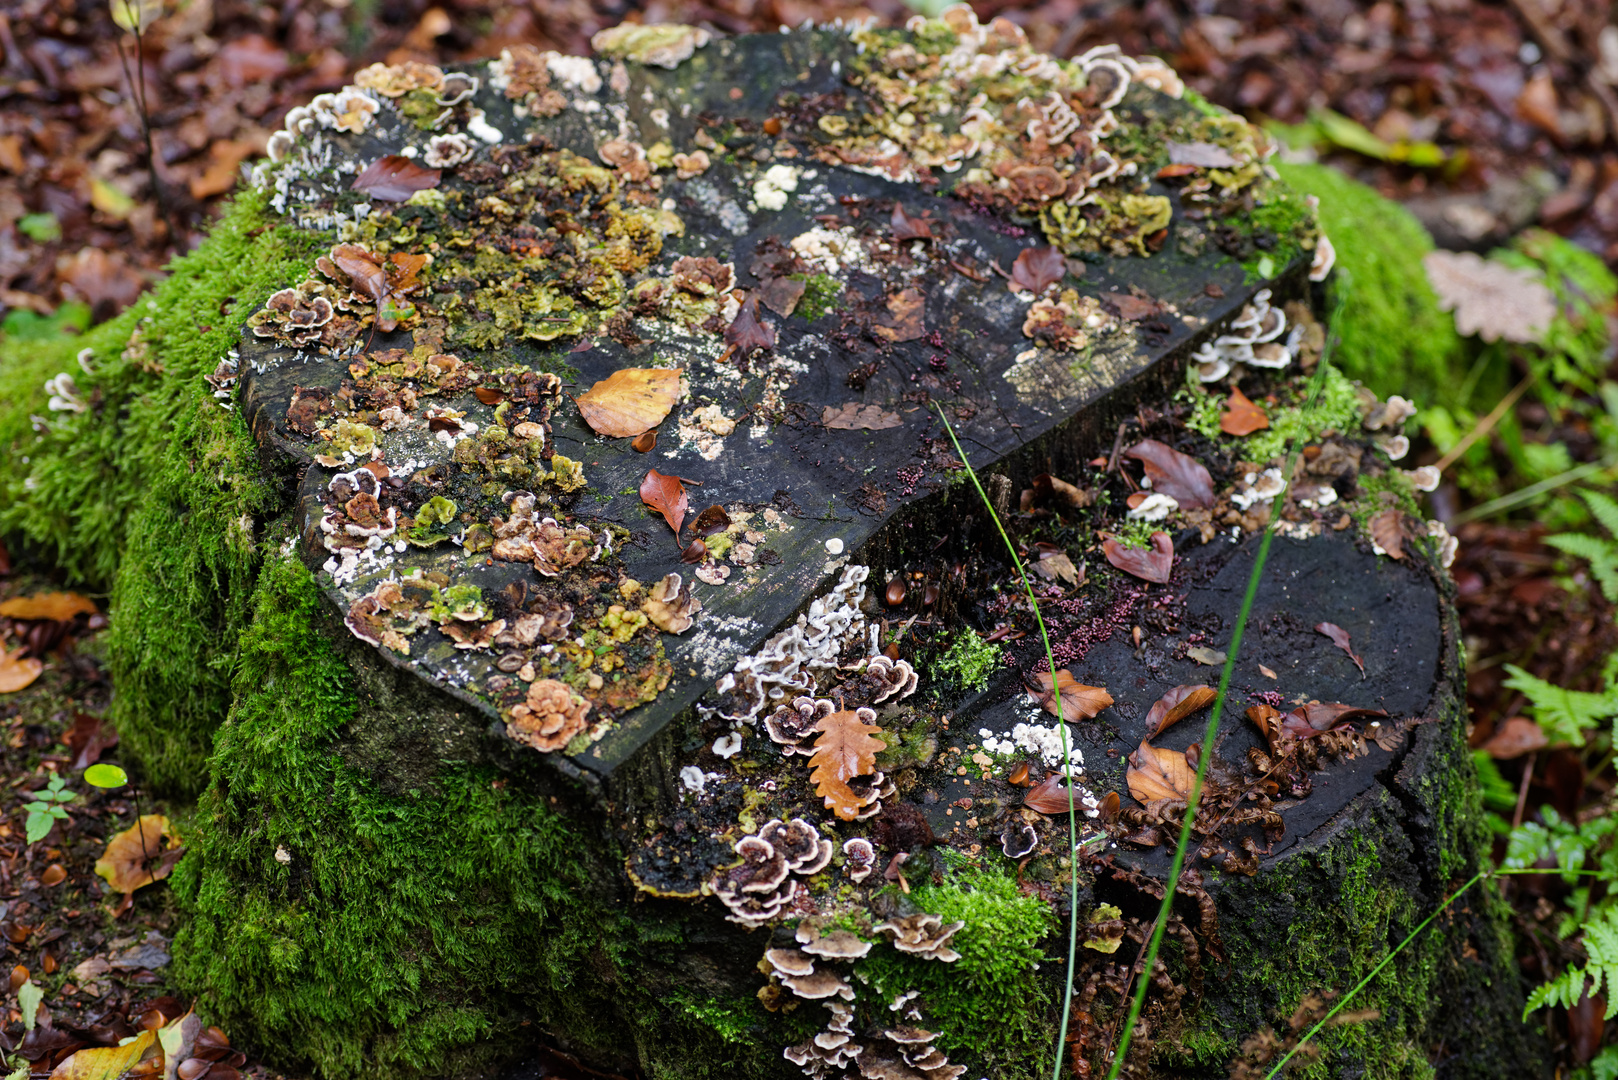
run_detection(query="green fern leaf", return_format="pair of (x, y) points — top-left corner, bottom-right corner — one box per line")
(1583, 490), (1618, 539)
(1525, 906), (1618, 1020)
(1545, 531), (1618, 564)
(1502, 665), (1617, 747)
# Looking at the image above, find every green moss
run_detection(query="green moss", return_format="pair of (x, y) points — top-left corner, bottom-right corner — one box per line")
(855, 862), (1055, 1077)
(1273, 162), (1465, 402)
(1182, 363), (1364, 464)
(792, 273), (843, 322)
(935, 628), (1000, 694)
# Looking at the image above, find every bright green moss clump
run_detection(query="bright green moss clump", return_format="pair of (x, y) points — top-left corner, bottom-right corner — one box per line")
(1273, 162), (1465, 403)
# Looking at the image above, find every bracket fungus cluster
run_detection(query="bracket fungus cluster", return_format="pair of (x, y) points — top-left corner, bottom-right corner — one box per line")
(783, 1005), (967, 1080)
(712, 818), (833, 927)
(873, 913), (966, 964)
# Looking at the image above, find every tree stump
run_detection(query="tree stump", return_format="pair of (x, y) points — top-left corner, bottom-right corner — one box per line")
(0, 11), (1545, 1080)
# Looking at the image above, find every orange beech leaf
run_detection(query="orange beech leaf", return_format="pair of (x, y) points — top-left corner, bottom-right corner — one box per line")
(807, 709), (886, 821)
(1220, 387), (1270, 436)
(1126, 740), (1195, 803)
(575, 368), (683, 438)
(94, 815), (183, 896)
(0, 647), (42, 694)
(1124, 439), (1215, 508)
(639, 469), (690, 542)
(1102, 531), (1173, 584)
(0, 593), (97, 621)
(1026, 669), (1113, 721)
(1010, 246), (1065, 293)
(1144, 684), (1217, 738)
(689, 505), (731, 538)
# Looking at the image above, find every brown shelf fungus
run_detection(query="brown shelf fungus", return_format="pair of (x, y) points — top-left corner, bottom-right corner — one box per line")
(506, 679), (591, 752)
(873, 913), (966, 963)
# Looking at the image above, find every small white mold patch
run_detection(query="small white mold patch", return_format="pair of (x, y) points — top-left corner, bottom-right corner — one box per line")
(751, 164), (801, 211)
(979, 720), (1084, 770)
(789, 225), (866, 275)
(825, 538), (844, 555)
(466, 109), (503, 144)
(683, 177), (751, 236)
(713, 731), (743, 758)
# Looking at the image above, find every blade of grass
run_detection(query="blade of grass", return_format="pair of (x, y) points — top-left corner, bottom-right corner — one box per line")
(1105, 287), (1347, 1079)
(932, 404), (1079, 1080)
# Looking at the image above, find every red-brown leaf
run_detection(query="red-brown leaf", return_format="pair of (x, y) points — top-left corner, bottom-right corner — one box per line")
(1125, 440), (1215, 508)
(1315, 622), (1365, 675)
(1280, 702), (1389, 739)
(690, 505), (731, 538)
(1480, 716), (1547, 759)
(1024, 774), (1087, 815)
(1220, 387), (1270, 436)
(725, 294), (775, 354)
(327, 244), (388, 302)
(1026, 669), (1113, 721)
(351, 155), (442, 202)
(65, 713), (118, 770)
(1368, 508), (1405, 559)
(890, 203), (934, 241)
(1102, 531), (1174, 584)
(1010, 246), (1066, 293)
(639, 469), (689, 541)
(1144, 684), (1217, 738)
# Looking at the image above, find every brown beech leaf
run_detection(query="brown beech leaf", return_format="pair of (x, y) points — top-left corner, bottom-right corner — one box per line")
(0, 593), (97, 621)
(1481, 716), (1547, 759)
(724, 294), (775, 354)
(690, 505), (731, 538)
(1368, 508), (1405, 559)
(575, 367), (684, 438)
(1031, 473), (1092, 510)
(631, 430), (658, 453)
(94, 815), (181, 895)
(351, 155), (442, 202)
(1027, 669), (1113, 721)
(639, 469), (689, 541)
(1030, 550), (1081, 586)
(472, 387), (506, 406)
(1280, 702), (1389, 740)
(1010, 246), (1065, 293)
(1144, 684), (1217, 738)
(757, 276), (806, 317)
(890, 203), (934, 241)
(1126, 740), (1195, 803)
(325, 243), (387, 303)
(808, 709), (887, 820)
(1246, 702), (1284, 753)
(1315, 622), (1365, 675)
(823, 403), (902, 430)
(0, 647), (42, 694)
(871, 287), (925, 343)
(1102, 532), (1174, 584)
(1220, 387), (1270, 436)
(1024, 775), (1086, 815)
(1125, 440), (1215, 508)
(1103, 293), (1161, 321)
(679, 538), (708, 564)
(66, 713), (118, 770)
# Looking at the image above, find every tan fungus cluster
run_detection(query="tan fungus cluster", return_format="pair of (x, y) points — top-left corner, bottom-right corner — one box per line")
(507, 678), (591, 752)
(873, 913), (964, 963)
(712, 818), (830, 926)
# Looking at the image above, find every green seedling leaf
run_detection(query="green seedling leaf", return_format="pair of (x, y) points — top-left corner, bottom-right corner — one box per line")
(17, 214), (60, 243)
(17, 980), (42, 1033)
(109, 0), (163, 33)
(83, 764), (128, 789)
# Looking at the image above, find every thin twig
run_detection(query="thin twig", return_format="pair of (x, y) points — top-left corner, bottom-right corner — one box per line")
(1433, 371), (1536, 473)
(1511, 751), (1536, 832)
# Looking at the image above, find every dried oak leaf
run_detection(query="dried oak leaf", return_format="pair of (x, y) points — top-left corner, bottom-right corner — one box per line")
(808, 709), (887, 821)
(1144, 684), (1216, 738)
(1102, 531), (1174, 584)
(1026, 669), (1113, 721)
(350, 155), (442, 202)
(1315, 622), (1365, 675)
(0, 647), (43, 694)
(725, 294), (776, 354)
(1126, 740), (1195, 803)
(1422, 249), (1555, 344)
(872, 287), (925, 343)
(1010, 246), (1065, 293)
(1220, 387), (1270, 436)
(1481, 716), (1547, 759)
(575, 367), (684, 438)
(95, 815), (182, 896)
(1024, 775), (1086, 815)
(823, 403), (902, 430)
(0, 593), (97, 621)
(890, 203), (934, 241)
(639, 470), (690, 541)
(1125, 439), (1215, 508)
(1368, 508), (1405, 559)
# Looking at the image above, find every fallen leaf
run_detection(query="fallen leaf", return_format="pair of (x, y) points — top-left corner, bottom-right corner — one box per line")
(1186, 646), (1227, 666)
(1031, 473), (1092, 510)
(631, 430), (658, 453)
(0, 592), (98, 621)
(871, 287), (925, 343)
(1024, 775), (1087, 815)
(724, 294), (775, 354)
(890, 203), (934, 241)
(1220, 388), (1270, 436)
(1144, 684), (1217, 738)
(689, 505), (731, 538)
(472, 387), (506, 405)
(1125, 440), (1215, 508)
(639, 470), (690, 542)
(1481, 716), (1547, 758)
(40, 864), (65, 887)
(350, 155), (442, 202)
(822, 403), (902, 430)
(1368, 509), (1405, 559)
(49, 1030), (155, 1080)
(65, 713), (118, 770)
(95, 816), (181, 896)
(1030, 550), (1081, 586)
(1102, 532), (1174, 584)
(188, 140), (256, 200)
(1315, 622), (1365, 675)
(1103, 293), (1161, 321)
(1126, 740), (1195, 803)
(0, 647), (43, 693)
(575, 368), (683, 438)
(1010, 246), (1066, 293)
(1280, 702), (1389, 740)
(757, 276), (806, 317)
(1166, 140), (1240, 168)
(1026, 669), (1113, 721)
(808, 709), (886, 821)
(1422, 249), (1555, 344)
(1258, 664), (1278, 680)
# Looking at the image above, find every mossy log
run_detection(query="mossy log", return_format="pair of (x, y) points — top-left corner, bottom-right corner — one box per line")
(0, 11), (1546, 1080)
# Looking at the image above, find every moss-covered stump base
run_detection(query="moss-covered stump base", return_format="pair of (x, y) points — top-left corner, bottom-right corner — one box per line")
(0, 8), (1546, 1080)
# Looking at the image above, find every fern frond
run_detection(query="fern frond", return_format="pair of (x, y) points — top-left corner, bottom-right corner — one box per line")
(1545, 531), (1618, 564)
(1525, 906), (1618, 1020)
(1583, 490), (1618, 539)
(1502, 665), (1617, 747)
